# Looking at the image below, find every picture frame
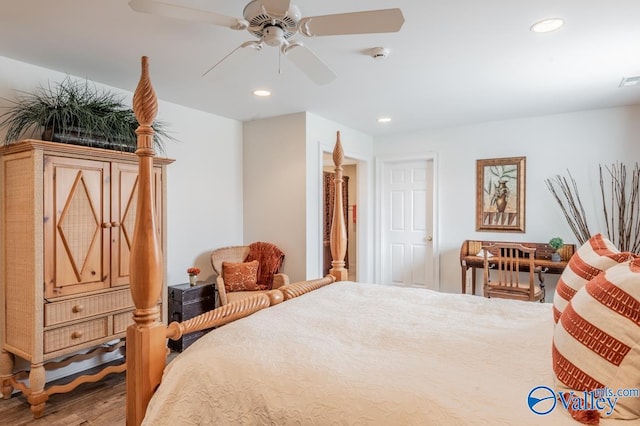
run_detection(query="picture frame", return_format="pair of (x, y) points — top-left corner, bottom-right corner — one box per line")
(476, 156), (526, 232)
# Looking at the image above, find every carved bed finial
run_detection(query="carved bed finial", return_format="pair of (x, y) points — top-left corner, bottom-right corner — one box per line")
(129, 56), (162, 324)
(329, 131), (348, 281)
(132, 56), (158, 151)
(333, 131), (344, 170)
(126, 56), (166, 426)
(133, 57), (158, 128)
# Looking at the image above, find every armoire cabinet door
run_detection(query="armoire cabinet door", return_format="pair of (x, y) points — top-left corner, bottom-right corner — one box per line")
(111, 162), (163, 287)
(44, 156), (110, 298)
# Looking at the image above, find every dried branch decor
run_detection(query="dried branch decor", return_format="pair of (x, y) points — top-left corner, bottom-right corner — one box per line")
(545, 163), (640, 253)
(545, 171), (592, 245)
(600, 163), (640, 253)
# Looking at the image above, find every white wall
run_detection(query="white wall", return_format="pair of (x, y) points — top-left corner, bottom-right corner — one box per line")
(0, 56), (244, 287)
(375, 106), (640, 295)
(160, 104), (243, 285)
(243, 113), (308, 281)
(243, 112), (373, 282)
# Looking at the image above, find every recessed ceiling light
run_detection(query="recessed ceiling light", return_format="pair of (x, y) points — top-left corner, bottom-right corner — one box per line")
(253, 89), (271, 97)
(377, 117), (392, 123)
(530, 18), (564, 33)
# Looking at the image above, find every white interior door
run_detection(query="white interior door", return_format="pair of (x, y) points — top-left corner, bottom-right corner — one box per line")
(381, 159), (435, 289)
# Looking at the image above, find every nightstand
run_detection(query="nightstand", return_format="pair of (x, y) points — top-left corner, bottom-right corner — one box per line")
(167, 282), (217, 352)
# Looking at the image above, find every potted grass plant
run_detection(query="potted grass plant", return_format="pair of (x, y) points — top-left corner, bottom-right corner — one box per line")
(549, 237), (564, 262)
(0, 77), (173, 153)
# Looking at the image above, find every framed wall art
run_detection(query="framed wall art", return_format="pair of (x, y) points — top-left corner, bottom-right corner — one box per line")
(476, 156), (526, 232)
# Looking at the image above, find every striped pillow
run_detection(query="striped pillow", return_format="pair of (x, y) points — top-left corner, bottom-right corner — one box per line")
(552, 259), (640, 420)
(553, 234), (634, 324)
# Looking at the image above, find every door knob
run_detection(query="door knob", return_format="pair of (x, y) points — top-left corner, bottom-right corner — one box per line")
(427, 236), (433, 242)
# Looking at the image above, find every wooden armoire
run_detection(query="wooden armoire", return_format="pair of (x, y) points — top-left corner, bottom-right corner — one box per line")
(0, 140), (172, 417)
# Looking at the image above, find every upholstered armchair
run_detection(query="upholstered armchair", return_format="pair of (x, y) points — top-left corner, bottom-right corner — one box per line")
(210, 242), (289, 305)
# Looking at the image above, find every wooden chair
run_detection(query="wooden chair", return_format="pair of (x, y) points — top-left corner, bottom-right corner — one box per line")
(482, 243), (545, 302)
(210, 242), (289, 305)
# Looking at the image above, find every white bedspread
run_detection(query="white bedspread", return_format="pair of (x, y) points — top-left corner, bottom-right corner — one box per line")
(143, 282), (617, 425)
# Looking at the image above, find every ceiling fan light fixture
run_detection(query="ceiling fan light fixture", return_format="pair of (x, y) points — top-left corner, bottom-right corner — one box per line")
(530, 18), (564, 33)
(253, 89), (272, 97)
(130, 1), (405, 86)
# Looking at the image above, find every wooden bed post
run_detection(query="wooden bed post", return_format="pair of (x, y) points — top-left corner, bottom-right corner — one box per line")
(329, 131), (348, 281)
(126, 56), (167, 426)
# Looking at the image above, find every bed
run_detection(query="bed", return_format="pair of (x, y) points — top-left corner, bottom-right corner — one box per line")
(144, 281), (615, 425)
(125, 58), (635, 426)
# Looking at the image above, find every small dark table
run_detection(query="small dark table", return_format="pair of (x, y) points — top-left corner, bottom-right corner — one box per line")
(167, 282), (217, 352)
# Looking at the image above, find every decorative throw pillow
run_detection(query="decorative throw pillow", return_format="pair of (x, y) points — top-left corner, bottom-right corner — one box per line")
(222, 260), (260, 292)
(552, 259), (640, 422)
(553, 233), (635, 324)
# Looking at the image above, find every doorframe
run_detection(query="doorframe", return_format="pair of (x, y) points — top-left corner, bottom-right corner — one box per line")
(375, 153), (440, 288)
(317, 143), (372, 283)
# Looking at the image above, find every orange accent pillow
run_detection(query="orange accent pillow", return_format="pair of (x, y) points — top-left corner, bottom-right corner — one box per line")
(222, 260), (260, 292)
(552, 234), (635, 324)
(552, 259), (640, 420)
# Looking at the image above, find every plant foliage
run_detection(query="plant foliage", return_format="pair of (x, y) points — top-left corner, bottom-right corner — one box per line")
(548, 237), (564, 250)
(0, 77), (174, 153)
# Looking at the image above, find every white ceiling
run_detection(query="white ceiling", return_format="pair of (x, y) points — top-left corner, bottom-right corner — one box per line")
(1, 0), (640, 136)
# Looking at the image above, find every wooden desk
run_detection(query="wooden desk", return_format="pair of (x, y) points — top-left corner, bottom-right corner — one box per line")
(459, 240), (575, 295)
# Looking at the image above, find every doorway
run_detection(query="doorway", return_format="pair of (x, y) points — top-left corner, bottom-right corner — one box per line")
(377, 157), (437, 289)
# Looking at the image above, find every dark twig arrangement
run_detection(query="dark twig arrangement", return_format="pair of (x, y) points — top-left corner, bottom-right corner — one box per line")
(545, 171), (592, 245)
(545, 163), (640, 253)
(599, 163), (640, 253)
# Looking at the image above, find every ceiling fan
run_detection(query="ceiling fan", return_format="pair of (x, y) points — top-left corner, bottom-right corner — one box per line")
(129, 0), (405, 85)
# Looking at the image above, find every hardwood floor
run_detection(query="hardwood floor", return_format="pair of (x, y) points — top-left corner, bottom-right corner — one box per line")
(1, 369), (126, 425)
(1, 352), (178, 425)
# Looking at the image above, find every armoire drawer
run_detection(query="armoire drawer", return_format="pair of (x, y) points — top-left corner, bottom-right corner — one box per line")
(44, 289), (134, 327)
(44, 317), (109, 353)
(113, 310), (134, 334)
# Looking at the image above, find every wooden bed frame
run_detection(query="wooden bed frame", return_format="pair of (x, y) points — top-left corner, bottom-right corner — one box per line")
(125, 57), (349, 425)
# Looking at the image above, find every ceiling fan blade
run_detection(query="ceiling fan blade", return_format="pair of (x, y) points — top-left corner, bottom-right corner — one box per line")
(283, 43), (336, 85)
(299, 8), (405, 37)
(261, 0), (291, 18)
(129, 0), (245, 29)
(202, 41), (262, 79)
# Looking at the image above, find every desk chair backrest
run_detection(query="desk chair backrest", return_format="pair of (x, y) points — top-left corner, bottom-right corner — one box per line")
(483, 243), (542, 301)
